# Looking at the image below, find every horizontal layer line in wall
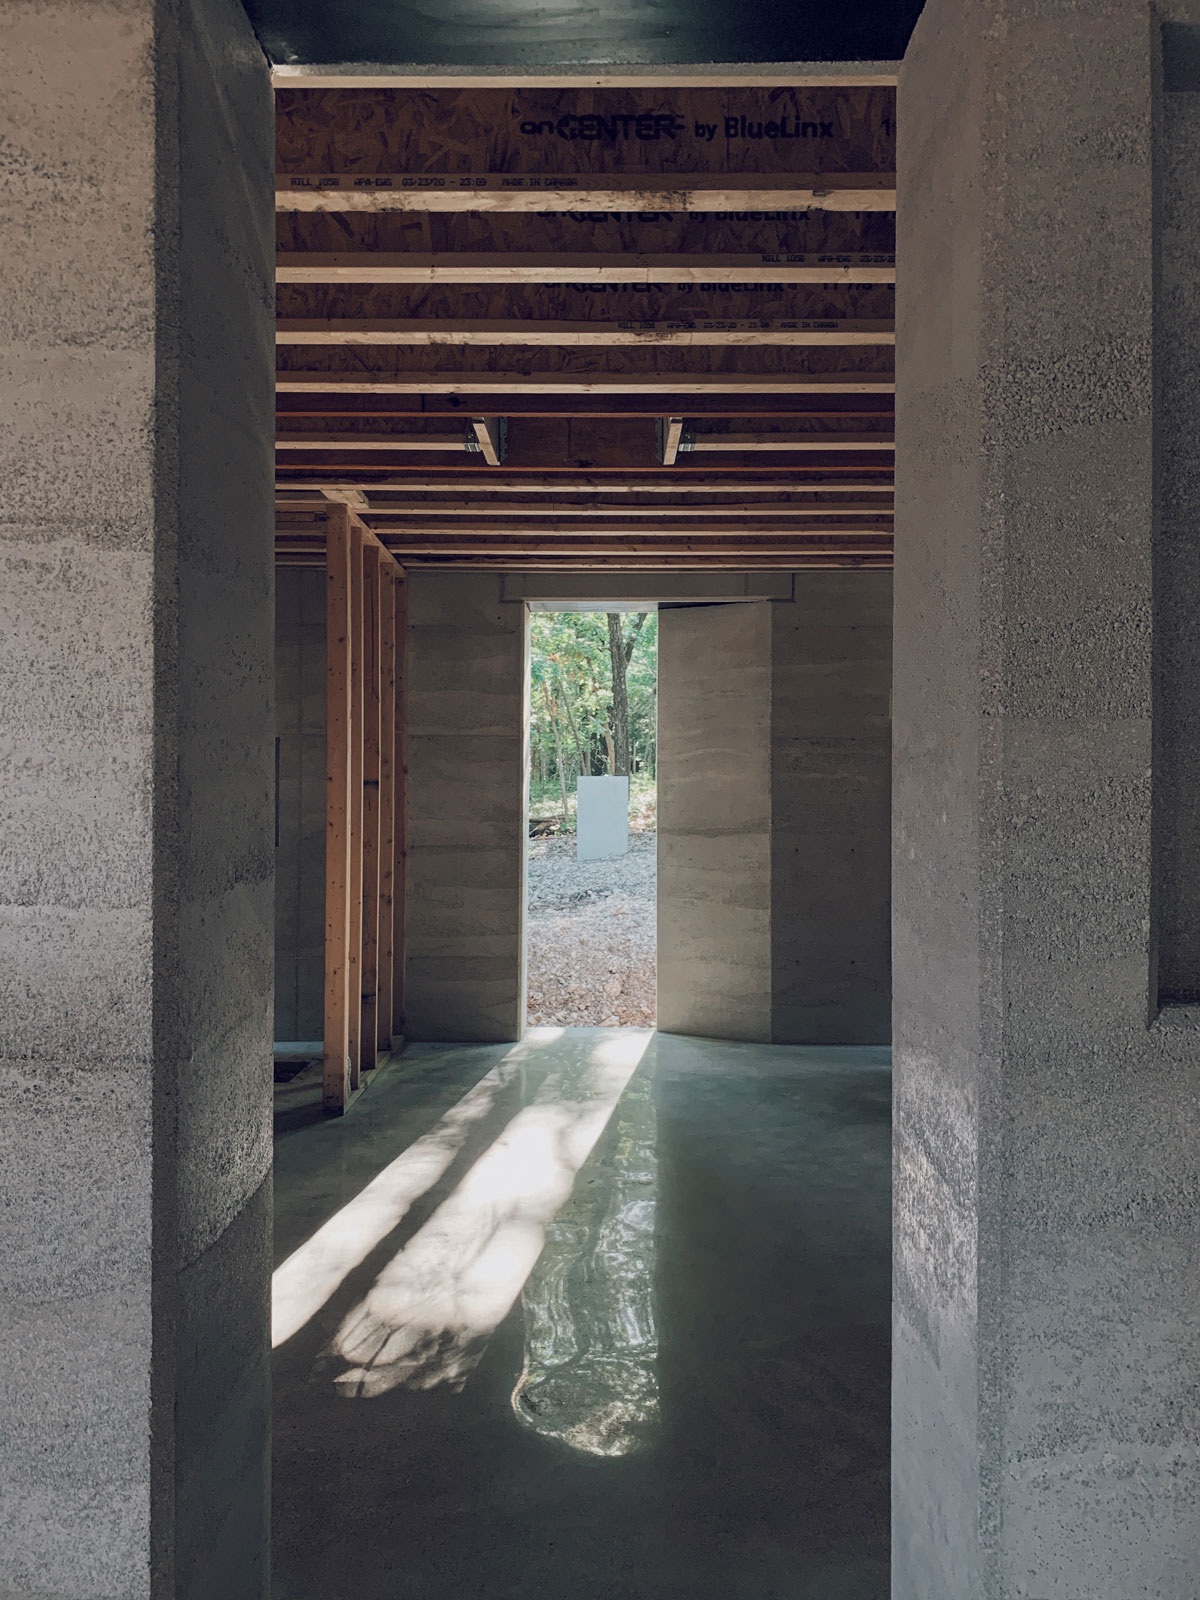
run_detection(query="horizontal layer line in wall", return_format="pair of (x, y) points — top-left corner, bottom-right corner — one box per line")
(276, 253), (896, 285)
(277, 173), (896, 212)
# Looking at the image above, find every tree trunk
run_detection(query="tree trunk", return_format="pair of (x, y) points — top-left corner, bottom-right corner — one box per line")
(541, 681), (570, 823)
(560, 679), (589, 777)
(607, 612), (631, 776)
(607, 611), (647, 777)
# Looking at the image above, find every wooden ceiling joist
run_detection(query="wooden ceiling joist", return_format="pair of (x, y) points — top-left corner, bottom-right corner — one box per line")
(275, 317), (896, 347)
(686, 432), (895, 452)
(274, 82), (898, 574)
(277, 475), (895, 494)
(276, 394), (895, 418)
(276, 252), (896, 286)
(275, 372), (894, 395)
(277, 433), (469, 451)
(320, 520), (894, 538)
(346, 499), (895, 517)
(391, 556), (893, 569)
(277, 172), (896, 213)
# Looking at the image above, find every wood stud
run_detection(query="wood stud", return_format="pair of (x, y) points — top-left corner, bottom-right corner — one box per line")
(318, 505), (407, 1114)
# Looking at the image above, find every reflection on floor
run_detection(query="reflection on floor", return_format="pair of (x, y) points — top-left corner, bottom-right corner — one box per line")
(273, 1028), (891, 1600)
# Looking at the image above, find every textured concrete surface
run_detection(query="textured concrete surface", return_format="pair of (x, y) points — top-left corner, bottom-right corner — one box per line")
(502, 572), (794, 606)
(658, 603), (774, 1041)
(275, 570), (326, 1041)
(405, 572), (527, 1041)
(659, 586), (891, 1045)
(772, 573), (891, 1044)
(1155, 28), (1200, 1003)
(0, 0), (274, 1594)
(272, 1029), (891, 1600)
(895, 3), (1200, 1595)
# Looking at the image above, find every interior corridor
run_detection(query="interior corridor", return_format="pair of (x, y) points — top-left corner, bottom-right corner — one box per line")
(272, 1029), (891, 1600)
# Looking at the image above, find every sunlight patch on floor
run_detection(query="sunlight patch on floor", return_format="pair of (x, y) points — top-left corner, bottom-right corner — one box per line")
(328, 1029), (652, 1397)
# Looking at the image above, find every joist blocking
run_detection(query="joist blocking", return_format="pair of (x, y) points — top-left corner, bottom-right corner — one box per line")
(466, 416), (507, 465)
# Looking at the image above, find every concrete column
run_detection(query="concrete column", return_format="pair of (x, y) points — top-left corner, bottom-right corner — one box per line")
(275, 570), (327, 1044)
(405, 572), (526, 1041)
(895, 3), (1200, 1596)
(658, 601), (774, 1042)
(0, 1), (275, 1595)
(771, 572), (891, 1044)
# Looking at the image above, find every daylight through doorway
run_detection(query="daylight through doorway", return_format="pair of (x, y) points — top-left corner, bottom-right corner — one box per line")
(526, 608), (658, 1029)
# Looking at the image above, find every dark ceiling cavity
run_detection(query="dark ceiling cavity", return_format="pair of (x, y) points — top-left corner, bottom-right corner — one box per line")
(244, 0), (924, 68)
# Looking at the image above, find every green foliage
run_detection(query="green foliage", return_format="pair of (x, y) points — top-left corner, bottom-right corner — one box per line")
(528, 610), (657, 819)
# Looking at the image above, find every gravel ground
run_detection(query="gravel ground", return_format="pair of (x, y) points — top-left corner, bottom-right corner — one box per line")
(526, 831), (656, 1028)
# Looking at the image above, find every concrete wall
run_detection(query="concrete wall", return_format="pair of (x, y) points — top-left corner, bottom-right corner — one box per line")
(895, 3), (1200, 1596)
(659, 578), (892, 1045)
(1155, 21), (1200, 1003)
(772, 572), (891, 1044)
(0, 0), (275, 1594)
(405, 571), (527, 1041)
(398, 572), (891, 1047)
(658, 602), (775, 1042)
(275, 570), (326, 1042)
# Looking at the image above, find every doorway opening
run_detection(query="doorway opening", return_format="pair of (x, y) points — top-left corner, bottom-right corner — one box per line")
(525, 604), (658, 1029)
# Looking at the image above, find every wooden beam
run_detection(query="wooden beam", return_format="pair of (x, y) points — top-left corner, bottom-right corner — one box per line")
(322, 504), (353, 1115)
(276, 252), (896, 286)
(347, 524), (365, 1090)
(276, 393), (895, 418)
(659, 417), (686, 467)
(363, 499), (893, 517)
(377, 571), (396, 1053)
(687, 432), (895, 452)
(282, 477), (896, 496)
(365, 519), (894, 538)
(393, 572), (408, 1045)
(360, 543), (383, 1078)
(280, 458), (895, 478)
(276, 372), (894, 396)
(319, 486), (370, 511)
(280, 434), (468, 451)
(276, 317), (896, 348)
(467, 416), (506, 466)
(400, 555), (893, 569)
(376, 538), (891, 556)
(277, 171), (896, 213)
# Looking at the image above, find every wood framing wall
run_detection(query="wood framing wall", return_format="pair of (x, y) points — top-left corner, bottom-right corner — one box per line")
(313, 502), (408, 1113)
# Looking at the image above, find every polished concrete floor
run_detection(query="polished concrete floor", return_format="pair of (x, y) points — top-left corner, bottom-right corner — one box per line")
(272, 1029), (891, 1600)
